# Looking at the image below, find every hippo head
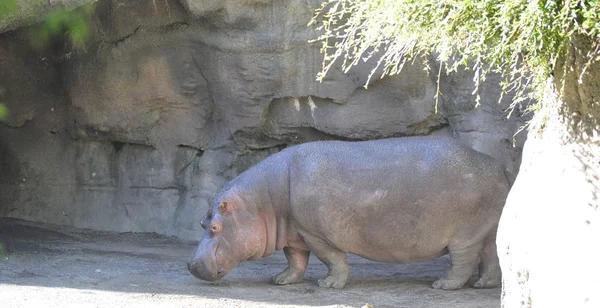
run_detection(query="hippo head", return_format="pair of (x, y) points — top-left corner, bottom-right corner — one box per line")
(187, 192), (268, 281)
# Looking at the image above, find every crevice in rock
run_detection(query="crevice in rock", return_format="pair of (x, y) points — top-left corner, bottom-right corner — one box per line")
(113, 25), (141, 46)
(169, 187), (190, 237)
(407, 114), (450, 135)
(128, 186), (179, 190)
(120, 201), (131, 220)
(110, 22), (189, 47)
(177, 144), (205, 156)
(191, 54), (216, 108)
(112, 141), (125, 153)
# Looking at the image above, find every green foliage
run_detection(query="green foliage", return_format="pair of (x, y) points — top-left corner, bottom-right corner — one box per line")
(0, 103), (7, 121)
(310, 0), (600, 110)
(0, 0), (17, 19)
(0, 87), (6, 122)
(0, 0), (94, 49)
(30, 5), (94, 50)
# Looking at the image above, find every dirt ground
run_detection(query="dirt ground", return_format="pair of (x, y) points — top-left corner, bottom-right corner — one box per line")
(0, 218), (500, 308)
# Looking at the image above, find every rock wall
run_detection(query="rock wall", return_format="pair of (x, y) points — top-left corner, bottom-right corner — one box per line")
(0, 0), (530, 240)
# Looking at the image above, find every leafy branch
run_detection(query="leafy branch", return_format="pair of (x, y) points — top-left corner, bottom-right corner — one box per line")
(309, 0), (600, 115)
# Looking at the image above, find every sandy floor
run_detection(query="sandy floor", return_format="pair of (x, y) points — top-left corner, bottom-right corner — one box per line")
(0, 218), (500, 308)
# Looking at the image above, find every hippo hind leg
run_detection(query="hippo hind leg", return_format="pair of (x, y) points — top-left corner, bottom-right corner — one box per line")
(473, 238), (501, 288)
(433, 241), (482, 290)
(301, 233), (349, 289)
(272, 247), (310, 285)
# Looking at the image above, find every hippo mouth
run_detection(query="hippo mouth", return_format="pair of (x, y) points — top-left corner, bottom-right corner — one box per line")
(188, 240), (241, 282)
(191, 270), (226, 282)
(188, 241), (224, 282)
(212, 245), (227, 281)
(213, 247), (239, 280)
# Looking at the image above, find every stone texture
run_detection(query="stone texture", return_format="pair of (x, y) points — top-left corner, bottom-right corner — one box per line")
(438, 67), (530, 174)
(0, 0), (530, 240)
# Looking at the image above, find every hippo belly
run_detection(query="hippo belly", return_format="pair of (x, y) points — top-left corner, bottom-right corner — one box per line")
(289, 153), (499, 264)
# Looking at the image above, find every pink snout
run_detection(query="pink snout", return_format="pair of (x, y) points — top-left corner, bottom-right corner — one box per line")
(187, 238), (220, 281)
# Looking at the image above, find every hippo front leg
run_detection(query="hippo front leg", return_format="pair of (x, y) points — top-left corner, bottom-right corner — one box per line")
(302, 233), (350, 289)
(272, 247), (310, 285)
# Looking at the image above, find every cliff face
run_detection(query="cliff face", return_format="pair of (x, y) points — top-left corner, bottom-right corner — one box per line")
(0, 0), (529, 240)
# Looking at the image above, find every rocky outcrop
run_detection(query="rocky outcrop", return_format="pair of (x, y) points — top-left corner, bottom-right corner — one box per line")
(497, 36), (600, 308)
(0, 0), (530, 240)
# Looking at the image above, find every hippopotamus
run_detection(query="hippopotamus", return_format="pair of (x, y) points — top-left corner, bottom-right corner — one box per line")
(187, 136), (510, 290)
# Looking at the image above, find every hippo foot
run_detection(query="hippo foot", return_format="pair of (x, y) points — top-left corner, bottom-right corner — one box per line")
(432, 278), (465, 290)
(272, 267), (304, 285)
(473, 276), (500, 289)
(317, 275), (346, 289)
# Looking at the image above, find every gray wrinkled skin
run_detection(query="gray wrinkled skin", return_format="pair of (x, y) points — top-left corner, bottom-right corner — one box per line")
(188, 136), (509, 290)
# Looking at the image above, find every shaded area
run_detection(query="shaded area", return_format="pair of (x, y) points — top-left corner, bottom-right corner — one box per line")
(0, 218), (499, 307)
(0, 0), (528, 242)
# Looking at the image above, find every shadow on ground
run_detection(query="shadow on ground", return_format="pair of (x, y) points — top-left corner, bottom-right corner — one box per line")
(0, 218), (499, 307)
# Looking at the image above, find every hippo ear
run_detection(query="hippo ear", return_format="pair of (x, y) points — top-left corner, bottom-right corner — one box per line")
(219, 201), (236, 215)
